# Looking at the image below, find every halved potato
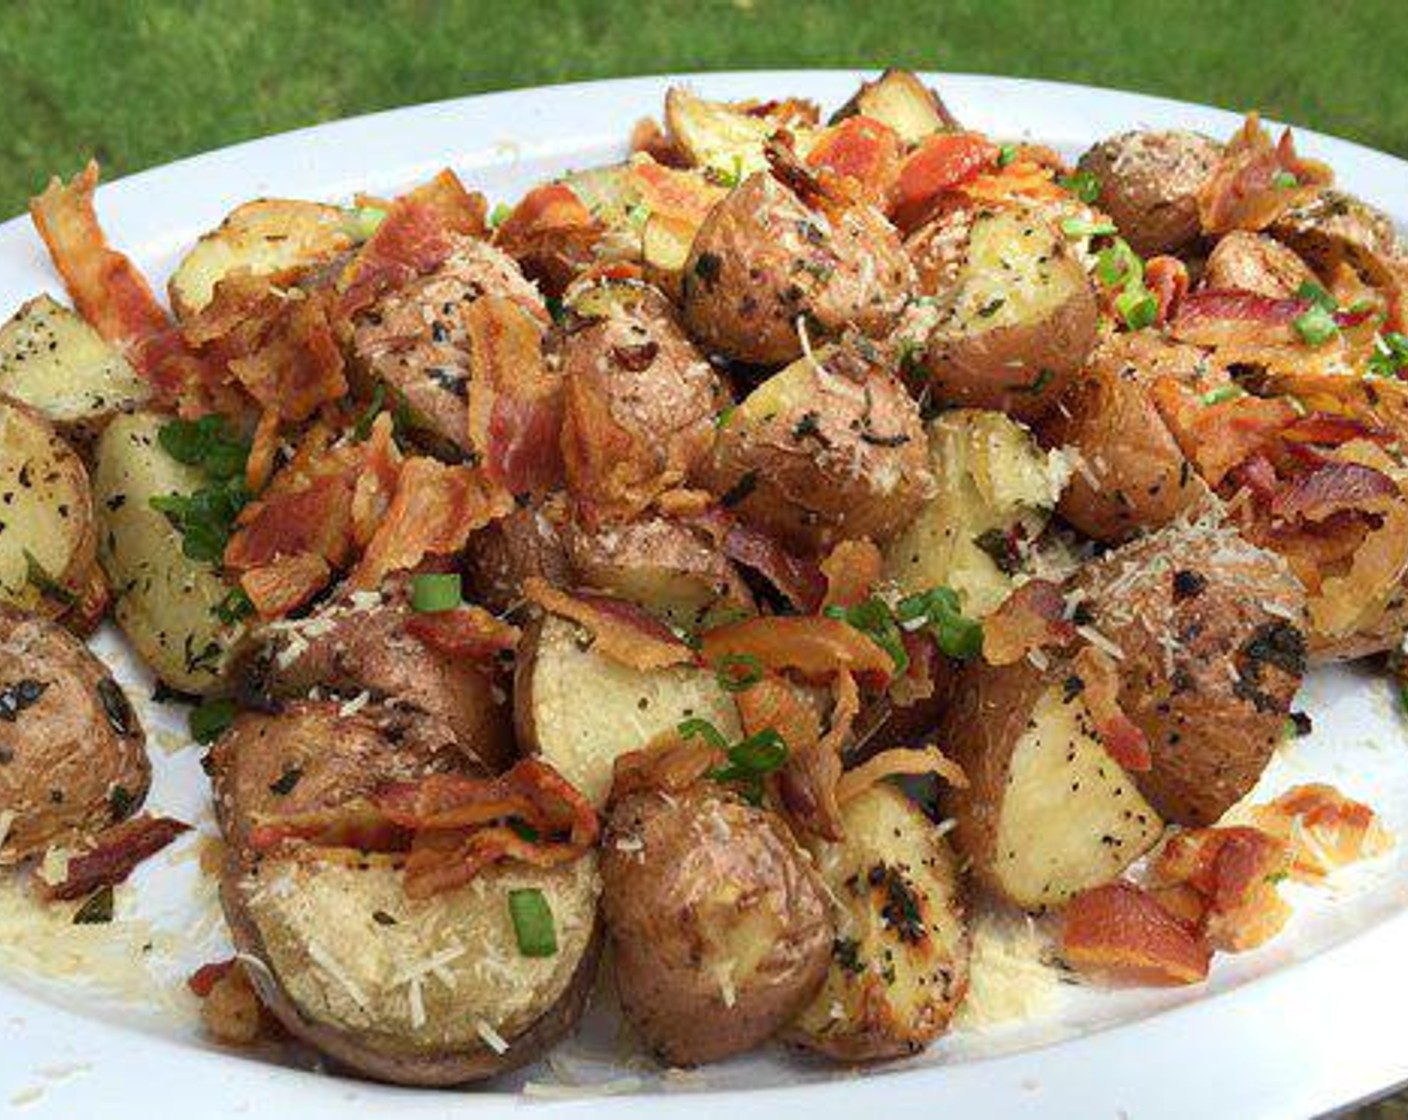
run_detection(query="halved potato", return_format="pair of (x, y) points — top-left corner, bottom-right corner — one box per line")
(883, 409), (1067, 618)
(225, 848), (601, 1085)
(899, 205), (1099, 421)
(1203, 231), (1317, 299)
(0, 398), (97, 620)
(664, 87), (817, 182)
(168, 199), (355, 318)
(0, 295), (151, 445)
(789, 784), (969, 1061)
(514, 613), (740, 809)
(831, 69), (959, 145)
(92, 411), (249, 694)
(938, 658), (1164, 910)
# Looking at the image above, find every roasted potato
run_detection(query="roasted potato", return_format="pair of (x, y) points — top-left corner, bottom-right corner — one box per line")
(1076, 130), (1223, 256)
(789, 784), (969, 1060)
(0, 605), (148, 863)
(1039, 334), (1211, 544)
(883, 409), (1067, 618)
(937, 656), (1165, 910)
(168, 199), (356, 318)
(225, 846), (601, 1085)
(706, 342), (933, 554)
(464, 503), (571, 614)
(0, 295), (151, 446)
(1269, 188), (1408, 313)
(349, 236), (545, 460)
(831, 69), (959, 145)
(0, 397), (99, 622)
(563, 515), (753, 631)
(250, 580), (513, 772)
(92, 411), (250, 694)
(1203, 231), (1318, 298)
(681, 170), (913, 365)
(899, 205), (1099, 421)
(663, 87), (818, 182)
(211, 699), (464, 859)
(602, 784), (832, 1065)
(1072, 522), (1307, 826)
(514, 612), (740, 808)
(560, 279), (727, 521)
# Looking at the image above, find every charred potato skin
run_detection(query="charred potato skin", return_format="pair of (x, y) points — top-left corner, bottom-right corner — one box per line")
(1039, 335), (1209, 544)
(602, 786), (833, 1066)
(681, 172), (914, 365)
(1074, 524), (1307, 826)
(0, 605), (148, 863)
(706, 343), (934, 554)
(1076, 130), (1223, 256)
(789, 785), (969, 1061)
(901, 206), (1099, 422)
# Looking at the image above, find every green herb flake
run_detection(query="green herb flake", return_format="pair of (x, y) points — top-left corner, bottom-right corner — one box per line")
(212, 585), (254, 626)
(268, 765), (303, 796)
(410, 572), (462, 613)
(1271, 171), (1299, 190)
(342, 205), (388, 241)
(1293, 304), (1339, 346)
(896, 586), (983, 661)
(996, 144), (1018, 168)
(23, 549), (76, 607)
(1296, 280), (1337, 312)
(1115, 286), (1159, 331)
(1060, 216), (1117, 239)
(489, 201), (514, 228)
(824, 597), (909, 675)
(190, 698), (237, 745)
(109, 784), (136, 820)
(1201, 384), (1247, 406)
(509, 888), (558, 957)
(73, 885), (115, 925)
(1058, 169), (1102, 204)
(1367, 332), (1408, 379)
(677, 717), (730, 752)
(706, 728), (788, 804)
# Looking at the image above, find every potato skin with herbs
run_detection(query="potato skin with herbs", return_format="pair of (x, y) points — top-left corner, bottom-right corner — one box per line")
(602, 785), (833, 1065)
(899, 205), (1099, 421)
(706, 342), (933, 554)
(92, 412), (249, 694)
(1076, 130), (1222, 256)
(938, 657), (1165, 910)
(789, 784), (969, 1060)
(1072, 522), (1307, 826)
(681, 170), (913, 365)
(0, 605), (148, 863)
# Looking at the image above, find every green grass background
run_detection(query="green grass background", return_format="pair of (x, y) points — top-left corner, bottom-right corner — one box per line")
(1, 0), (1406, 1112)
(2, 0), (1406, 221)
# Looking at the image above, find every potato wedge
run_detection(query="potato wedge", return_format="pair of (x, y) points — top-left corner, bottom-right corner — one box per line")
(900, 206), (1099, 420)
(225, 848), (601, 1085)
(938, 658), (1164, 910)
(92, 412), (249, 694)
(0, 398), (98, 620)
(883, 409), (1067, 618)
(514, 613), (740, 809)
(663, 87), (818, 182)
(168, 199), (355, 318)
(831, 69), (959, 145)
(0, 295), (150, 446)
(790, 784), (969, 1060)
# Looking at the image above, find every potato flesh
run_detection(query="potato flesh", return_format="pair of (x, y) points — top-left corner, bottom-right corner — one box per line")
(243, 853), (598, 1054)
(792, 785), (968, 1059)
(523, 615), (740, 808)
(92, 412), (247, 693)
(883, 409), (1065, 617)
(665, 88), (775, 180)
(0, 295), (149, 432)
(990, 684), (1162, 909)
(942, 210), (1081, 335)
(843, 70), (950, 145)
(0, 400), (92, 613)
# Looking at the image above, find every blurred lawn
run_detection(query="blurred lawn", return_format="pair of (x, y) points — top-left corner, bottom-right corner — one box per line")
(2, 0), (1407, 219)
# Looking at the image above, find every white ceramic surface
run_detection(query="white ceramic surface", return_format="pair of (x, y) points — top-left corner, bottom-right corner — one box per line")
(1, 71), (1406, 1119)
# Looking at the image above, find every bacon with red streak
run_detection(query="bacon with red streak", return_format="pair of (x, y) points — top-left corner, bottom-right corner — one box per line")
(40, 814), (191, 902)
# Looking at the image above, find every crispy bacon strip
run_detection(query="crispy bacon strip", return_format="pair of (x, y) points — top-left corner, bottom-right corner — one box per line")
(240, 552), (331, 618)
(1198, 113), (1333, 235)
(349, 457), (513, 591)
(1269, 460), (1399, 522)
(246, 408), (281, 494)
(982, 579), (1076, 666)
(611, 732), (724, 800)
(1308, 503), (1408, 641)
(835, 745), (968, 805)
(405, 604), (520, 663)
(1150, 826), (1292, 952)
(1145, 256), (1189, 325)
(737, 672), (823, 751)
(1073, 645), (1151, 772)
(626, 157), (726, 226)
(776, 669), (859, 841)
(401, 827), (585, 900)
(806, 116), (902, 206)
(524, 577), (695, 670)
(349, 413), (403, 548)
(40, 814), (190, 902)
(1062, 882), (1212, 987)
(819, 538), (884, 609)
(1250, 783), (1393, 880)
(1150, 375), (1299, 488)
(721, 522), (826, 612)
(188, 958), (237, 998)
(891, 132), (998, 230)
(700, 615), (892, 683)
(226, 289), (347, 422)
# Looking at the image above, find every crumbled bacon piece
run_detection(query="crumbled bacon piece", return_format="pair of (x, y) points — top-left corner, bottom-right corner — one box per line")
(1072, 645), (1152, 772)
(982, 579), (1076, 666)
(494, 181), (601, 296)
(806, 116), (902, 206)
(775, 669), (859, 841)
(720, 521), (826, 613)
(524, 578), (695, 671)
(819, 538), (884, 609)
(1149, 826), (1293, 952)
(40, 814), (190, 902)
(700, 615), (892, 684)
(1198, 113), (1332, 235)
(1251, 783), (1393, 880)
(1145, 256), (1189, 325)
(626, 157), (726, 226)
(891, 132), (998, 230)
(405, 604), (521, 664)
(1061, 882), (1212, 987)
(835, 745), (968, 805)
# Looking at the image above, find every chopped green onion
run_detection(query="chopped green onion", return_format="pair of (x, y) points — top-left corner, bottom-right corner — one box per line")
(410, 572), (462, 613)
(714, 652), (764, 693)
(678, 717), (730, 752)
(489, 201), (513, 228)
(508, 888), (558, 957)
(706, 728), (788, 804)
(1115, 286), (1159, 331)
(1095, 239), (1144, 287)
(1367, 332), (1408, 378)
(1271, 170), (1299, 189)
(1201, 384), (1247, 406)
(343, 205), (387, 241)
(1293, 304), (1339, 346)
(212, 585), (254, 625)
(824, 597), (909, 674)
(997, 144), (1018, 168)
(626, 200), (652, 227)
(1060, 216), (1117, 239)
(353, 383), (387, 441)
(1058, 169), (1102, 204)
(23, 549), (76, 607)
(895, 587), (983, 661)
(190, 698), (237, 745)
(1296, 280), (1337, 312)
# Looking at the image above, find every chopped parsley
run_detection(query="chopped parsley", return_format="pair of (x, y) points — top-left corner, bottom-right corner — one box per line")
(190, 698), (237, 745)
(1058, 169), (1102, 204)
(150, 417), (251, 564)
